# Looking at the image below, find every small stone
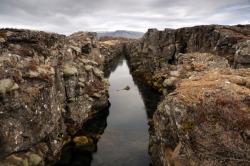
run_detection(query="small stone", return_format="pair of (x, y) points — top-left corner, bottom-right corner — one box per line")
(170, 71), (180, 77)
(85, 65), (93, 71)
(78, 82), (85, 87)
(27, 71), (39, 78)
(79, 78), (85, 83)
(0, 37), (5, 42)
(93, 68), (103, 78)
(62, 65), (78, 76)
(204, 89), (213, 97)
(0, 79), (14, 94)
(124, 86), (130, 90)
(81, 59), (91, 64)
(88, 97), (94, 102)
(69, 98), (76, 102)
(6, 31), (13, 36)
(103, 79), (110, 86)
(92, 93), (101, 98)
(163, 77), (177, 87)
(69, 45), (81, 53)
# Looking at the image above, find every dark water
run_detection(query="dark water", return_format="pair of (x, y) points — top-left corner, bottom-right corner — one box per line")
(55, 57), (160, 166)
(91, 58), (159, 166)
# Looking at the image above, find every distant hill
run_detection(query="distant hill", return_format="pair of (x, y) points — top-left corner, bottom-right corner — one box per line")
(97, 30), (144, 39)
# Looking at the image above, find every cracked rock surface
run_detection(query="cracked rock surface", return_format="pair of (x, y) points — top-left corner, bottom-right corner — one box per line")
(0, 29), (109, 165)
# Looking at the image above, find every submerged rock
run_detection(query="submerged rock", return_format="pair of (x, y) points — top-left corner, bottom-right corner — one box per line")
(117, 85), (130, 91)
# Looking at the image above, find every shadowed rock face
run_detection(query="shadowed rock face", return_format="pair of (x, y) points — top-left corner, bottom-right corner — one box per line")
(124, 25), (250, 165)
(0, 29), (109, 165)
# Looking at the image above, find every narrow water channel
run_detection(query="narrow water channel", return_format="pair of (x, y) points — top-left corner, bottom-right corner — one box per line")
(92, 58), (153, 166)
(55, 57), (160, 166)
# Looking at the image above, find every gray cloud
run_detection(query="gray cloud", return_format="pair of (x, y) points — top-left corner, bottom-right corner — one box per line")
(0, 0), (249, 34)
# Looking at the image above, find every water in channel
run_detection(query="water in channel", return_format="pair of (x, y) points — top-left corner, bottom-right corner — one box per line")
(91, 57), (159, 166)
(55, 57), (160, 166)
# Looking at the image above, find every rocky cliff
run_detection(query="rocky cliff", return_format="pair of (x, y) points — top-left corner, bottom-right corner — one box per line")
(125, 25), (250, 165)
(0, 29), (109, 165)
(0, 24), (249, 166)
(127, 25), (250, 92)
(149, 54), (250, 166)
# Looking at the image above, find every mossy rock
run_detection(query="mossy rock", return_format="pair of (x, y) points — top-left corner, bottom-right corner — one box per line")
(73, 136), (89, 148)
(62, 65), (78, 76)
(163, 77), (177, 87)
(84, 65), (93, 71)
(0, 79), (15, 94)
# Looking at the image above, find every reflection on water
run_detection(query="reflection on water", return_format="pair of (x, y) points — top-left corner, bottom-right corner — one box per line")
(91, 58), (159, 166)
(55, 57), (160, 166)
(55, 107), (110, 166)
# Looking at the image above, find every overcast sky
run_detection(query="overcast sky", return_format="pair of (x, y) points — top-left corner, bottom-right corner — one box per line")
(0, 0), (249, 34)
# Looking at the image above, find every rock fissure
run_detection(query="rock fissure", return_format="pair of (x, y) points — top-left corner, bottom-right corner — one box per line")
(0, 24), (250, 166)
(123, 25), (250, 166)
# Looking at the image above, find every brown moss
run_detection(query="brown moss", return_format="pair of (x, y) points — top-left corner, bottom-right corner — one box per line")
(188, 95), (250, 132)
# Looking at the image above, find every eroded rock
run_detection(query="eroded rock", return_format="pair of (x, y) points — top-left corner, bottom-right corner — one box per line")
(0, 28), (109, 165)
(150, 68), (250, 165)
(123, 25), (250, 166)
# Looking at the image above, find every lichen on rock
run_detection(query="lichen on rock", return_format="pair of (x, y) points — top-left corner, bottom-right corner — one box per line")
(0, 28), (109, 165)
(124, 25), (250, 166)
(62, 64), (78, 76)
(0, 79), (17, 94)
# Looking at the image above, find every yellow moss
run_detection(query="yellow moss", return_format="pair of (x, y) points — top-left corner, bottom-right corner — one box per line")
(73, 136), (89, 148)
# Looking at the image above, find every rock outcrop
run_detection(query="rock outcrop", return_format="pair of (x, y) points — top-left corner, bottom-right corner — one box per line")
(127, 25), (250, 92)
(1, 24), (249, 166)
(149, 55), (250, 166)
(0, 29), (109, 165)
(125, 25), (250, 165)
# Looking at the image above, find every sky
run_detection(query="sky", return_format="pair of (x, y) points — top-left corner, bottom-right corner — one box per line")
(0, 0), (249, 34)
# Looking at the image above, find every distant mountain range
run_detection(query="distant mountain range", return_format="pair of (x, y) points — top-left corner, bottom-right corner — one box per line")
(97, 30), (144, 39)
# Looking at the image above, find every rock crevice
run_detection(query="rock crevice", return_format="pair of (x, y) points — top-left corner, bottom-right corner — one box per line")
(0, 24), (250, 166)
(125, 25), (250, 166)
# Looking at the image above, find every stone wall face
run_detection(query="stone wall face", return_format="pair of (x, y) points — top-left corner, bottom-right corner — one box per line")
(127, 25), (250, 92)
(0, 29), (109, 165)
(124, 25), (250, 165)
